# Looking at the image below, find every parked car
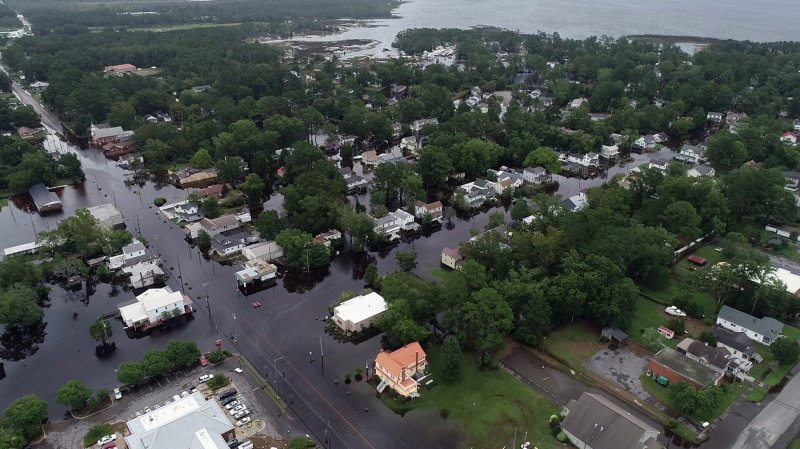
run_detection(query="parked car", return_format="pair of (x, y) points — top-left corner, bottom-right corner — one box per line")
(232, 409), (249, 419)
(239, 440), (253, 449)
(665, 306), (687, 317)
(218, 389), (238, 400)
(222, 396), (239, 406)
(199, 355), (209, 366)
(227, 439), (240, 448)
(113, 388), (122, 400)
(181, 391), (190, 398)
(225, 400), (240, 410)
(97, 434), (117, 447)
(144, 407), (152, 413)
(235, 417), (251, 426)
(172, 394), (181, 402)
(251, 301), (262, 308)
(199, 374), (214, 383)
(229, 405), (246, 415)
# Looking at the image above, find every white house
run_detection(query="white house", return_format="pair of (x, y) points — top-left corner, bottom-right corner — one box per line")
(441, 247), (463, 270)
(373, 209), (418, 241)
(566, 152), (600, 168)
(649, 158), (671, 172)
(522, 166), (549, 184)
(211, 231), (251, 256)
(561, 192), (588, 212)
(634, 134), (657, 150)
(235, 259), (277, 288)
(687, 165), (716, 178)
(455, 179), (498, 208)
(118, 287), (190, 330)
(569, 97), (588, 109)
(242, 241), (284, 262)
(121, 260), (164, 289)
(87, 203), (124, 229)
(490, 168), (524, 189)
(716, 305), (783, 346)
(400, 136), (419, 154)
(185, 214), (242, 239)
(782, 132), (798, 145)
(675, 144), (707, 164)
(707, 111), (725, 124)
(332, 292), (388, 332)
(600, 144), (620, 160)
(108, 239), (148, 270)
(414, 201), (443, 222)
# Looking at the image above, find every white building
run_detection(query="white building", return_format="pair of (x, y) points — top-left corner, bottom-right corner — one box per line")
(373, 209), (417, 241)
(716, 305), (783, 346)
(522, 167), (549, 184)
(676, 144), (707, 164)
(87, 203), (124, 228)
(235, 259), (277, 288)
(121, 260), (164, 289)
(332, 292), (388, 332)
(118, 287), (191, 330)
(185, 214), (243, 239)
(565, 152), (600, 167)
(108, 239), (148, 270)
(414, 201), (443, 222)
(600, 144), (620, 160)
(441, 247), (463, 270)
(242, 241), (284, 261)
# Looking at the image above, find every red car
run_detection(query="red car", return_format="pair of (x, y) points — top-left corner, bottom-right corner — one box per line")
(198, 355), (208, 366)
(251, 302), (262, 309)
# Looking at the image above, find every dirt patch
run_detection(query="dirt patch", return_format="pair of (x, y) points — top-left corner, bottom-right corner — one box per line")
(250, 434), (288, 449)
(585, 347), (652, 401)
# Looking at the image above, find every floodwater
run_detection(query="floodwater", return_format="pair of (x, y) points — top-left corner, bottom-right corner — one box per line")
(288, 0), (800, 58)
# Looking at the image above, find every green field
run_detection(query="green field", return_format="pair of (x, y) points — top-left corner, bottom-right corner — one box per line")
(379, 347), (560, 449)
(746, 387), (767, 402)
(543, 321), (604, 371)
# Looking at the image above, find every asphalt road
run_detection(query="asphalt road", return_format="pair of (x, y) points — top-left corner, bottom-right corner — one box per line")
(728, 370), (800, 449)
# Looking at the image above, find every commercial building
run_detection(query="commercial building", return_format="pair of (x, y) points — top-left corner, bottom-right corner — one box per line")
(28, 183), (62, 213)
(241, 241), (284, 262)
(375, 342), (428, 397)
(125, 391), (234, 449)
(561, 392), (664, 449)
(332, 292), (387, 332)
(647, 347), (724, 389)
(235, 259), (278, 289)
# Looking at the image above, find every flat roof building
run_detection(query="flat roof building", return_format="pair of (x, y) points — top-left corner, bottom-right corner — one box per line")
(119, 287), (192, 331)
(332, 292), (387, 332)
(87, 203), (124, 229)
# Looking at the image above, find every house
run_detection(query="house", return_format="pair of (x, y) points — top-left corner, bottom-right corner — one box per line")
(716, 305), (783, 346)
(187, 214), (242, 239)
(675, 144), (707, 164)
(600, 327), (628, 343)
(566, 152), (600, 168)
(400, 136), (419, 154)
(654, 132), (669, 143)
(389, 84), (408, 100)
(118, 287), (192, 330)
(242, 241), (283, 262)
(411, 118), (439, 134)
(87, 203), (124, 229)
(28, 183), (62, 213)
(377, 147), (405, 165)
(103, 63), (137, 75)
(235, 259), (277, 288)
(712, 326), (763, 363)
(332, 292), (387, 332)
(726, 111), (748, 125)
(634, 134), (657, 150)
(91, 124), (134, 147)
(160, 201), (203, 223)
(455, 179), (498, 208)
(169, 168), (219, 188)
(782, 132), (798, 145)
(687, 165), (716, 178)
(17, 127), (35, 141)
(490, 168), (525, 189)
(677, 337), (752, 379)
(108, 239), (150, 269)
(561, 392), (664, 449)
(538, 96), (554, 107)
(589, 112), (611, 121)
(3, 241), (41, 258)
(561, 192), (588, 212)
(648, 347), (725, 388)
(121, 259), (164, 289)
(361, 150), (380, 168)
(649, 158), (670, 172)
(124, 391), (234, 449)
(707, 111), (725, 124)
(102, 137), (136, 158)
(786, 171), (800, 190)
(375, 342), (428, 397)
(191, 84), (212, 93)
(196, 184), (224, 198)
(441, 247), (463, 270)
(29, 81), (49, 89)
(569, 97), (588, 109)
(313, 229), (342, 247)
(340, 167), (370, 192)
(373, 209), (418, 240)
(600, 144), (620, 160)
(522, 166), (550, 184)
(211, 231), (251, 257)
(415, 201), (444, 222)
(794, 119), (800, 133)
(117, 153), (143, 169)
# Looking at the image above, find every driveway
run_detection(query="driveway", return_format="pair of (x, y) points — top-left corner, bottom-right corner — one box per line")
(584, 348), (651, 401)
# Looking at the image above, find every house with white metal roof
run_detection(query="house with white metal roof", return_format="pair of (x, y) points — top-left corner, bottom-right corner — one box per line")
(332, 292), (388, 332)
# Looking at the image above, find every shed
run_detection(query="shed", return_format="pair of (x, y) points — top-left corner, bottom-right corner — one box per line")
(687, 255), (707, 266)
(600, 327), (628, 343)
(28, 183), (62, 213)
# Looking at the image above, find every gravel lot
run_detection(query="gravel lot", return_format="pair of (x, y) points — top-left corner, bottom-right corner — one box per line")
(584, 347), (652, 401)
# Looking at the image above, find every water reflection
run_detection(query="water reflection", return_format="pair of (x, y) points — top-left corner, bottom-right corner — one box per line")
(0, 323), (47, 361)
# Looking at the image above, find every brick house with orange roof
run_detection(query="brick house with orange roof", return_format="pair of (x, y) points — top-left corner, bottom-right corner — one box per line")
(375, 342), (428, 397)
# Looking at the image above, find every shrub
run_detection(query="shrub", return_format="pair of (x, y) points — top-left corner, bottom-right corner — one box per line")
(206, 350), (226, 364)
(666, 318), (686, 335)
(288, 436), (316, 449)
(206, 375), (230, 391)
(344, 373), (352, 384)
(699, 331), (718, 347)
(153, 198), (166, 207)
(83, 423), (114, 447)
(556, 432), (567, 442)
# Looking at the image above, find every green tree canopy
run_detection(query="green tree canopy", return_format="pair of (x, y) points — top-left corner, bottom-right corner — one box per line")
(56, 379), (92, 410)
(117, 361), (145, 386)
(4, 395), (47, 439)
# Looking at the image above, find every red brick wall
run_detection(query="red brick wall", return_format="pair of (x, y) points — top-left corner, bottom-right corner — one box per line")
(648, 359), (702, 389)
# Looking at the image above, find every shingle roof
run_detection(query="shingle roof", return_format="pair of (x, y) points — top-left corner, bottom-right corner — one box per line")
(562, 392), (662, 449)
(717, 305), (783, 341)
(652, 347), (721, 387)
(686, 340), (733, 371)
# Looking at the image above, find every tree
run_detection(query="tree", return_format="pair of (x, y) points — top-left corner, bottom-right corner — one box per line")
(363, 263), (379, 286)
(0, 257), (43, 291)
(197, 230), (212, 253)
(56, 379), (92, 410)
(458, 288), (513, 352)
(523, 146), (561, 173)
(375, 299), (429, 347)
(440, 335), (463, 383)
(395, 250), (417, 272)
(0, 286), (43, 327)
(0, 427), (24, 449)
(239, 173), (265, 208)
(486, 212), (505, 230)
(4, 395), (47, 439)
(771, 337), (800, 365)
(117, 361), (145, 386)
(191, 148), (214, 169)
(200, 197), (222, 219)
(415, 145), (453, 191)
(254, 210), (287, 240)
(89, 318), (112, 344)
(165, 340), (201, 368)
(641, 328), (665, 352)
(275, 229), (330, 270)
(662, 201), (702, 242)
(140, 349), (173, 378)
(510, 200), (531, 222)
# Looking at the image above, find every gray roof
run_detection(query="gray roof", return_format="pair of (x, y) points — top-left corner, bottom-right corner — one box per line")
(685, 340), (733, 371)
(691, 165), (715, 175)
(652, 347), (722, 387)
(28, 183), (61, 209)
(211, 231), (249, 252)
(562, 392), (662, 449)
(601, 327), (628, 342)
(124, 242), (146, 255)
(717, 305), (783, 341)
(525, 166), (546, 174)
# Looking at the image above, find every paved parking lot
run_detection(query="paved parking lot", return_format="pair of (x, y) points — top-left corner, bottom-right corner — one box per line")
(584, 347), (651, 401)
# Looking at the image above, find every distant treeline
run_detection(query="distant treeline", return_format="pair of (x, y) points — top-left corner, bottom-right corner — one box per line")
(4, 0), (400, 34)
(0, 2), (20, 29)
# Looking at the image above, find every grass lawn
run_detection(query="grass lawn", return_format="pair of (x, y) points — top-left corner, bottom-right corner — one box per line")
(765, 364), (793, 387)
(640, 375), (744, 425)
(543, 321), (604, 370)
(83, 423), (114, 447)
(0, 197), (8, 208)
(380, 347), (561, 449)
(789, 438), (800, 449)
(746, 387), (768, 402)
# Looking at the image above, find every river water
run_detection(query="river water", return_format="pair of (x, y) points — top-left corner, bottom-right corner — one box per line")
(291, 0), (800, 58)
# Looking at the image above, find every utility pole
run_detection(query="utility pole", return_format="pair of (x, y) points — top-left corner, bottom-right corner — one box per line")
(320, 336), (324, 374)
(203, 282), (211, 319)
(231, 313), (237, 341)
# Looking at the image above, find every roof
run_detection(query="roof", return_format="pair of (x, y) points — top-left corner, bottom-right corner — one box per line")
(211, 231), (249, 252)
(28, 183), (61, 209)
(124, 241), (146, 255)
(690, 165), (715, 175)
(375, 342), (427, 378)
(712, 326), (755, 356)
(687, 255), (706, 264)
(104, 63), (136, 73)
(334, 292), (387, 324)
(135, 287), (184, 312)
(196, 184), (223, 197)
(652, 347), (722, 386)
(87, 203), (123, 228)
(601, 327), (628, 342)
(125, 392), (232, 449)
(717, 305), (783, 341)
(93, 126), (126, 139)
(242, 241), (283, 260)
(562, 392), (662, 449)
(201, 215), (240, 231)
(686, 340), (733, 371)
(442, 247), (462, 259)
(416, 200), (443, 211)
